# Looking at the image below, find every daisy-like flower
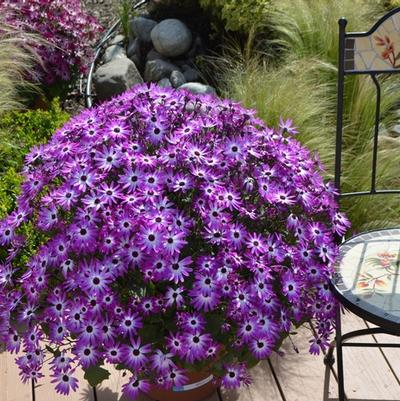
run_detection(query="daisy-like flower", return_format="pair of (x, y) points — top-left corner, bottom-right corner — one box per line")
(95, 146), (121, 171)
(73, 342), (100, 369)
(162, 230), (187, 255)
(168, 256), (193, 284)
(184, 332), (212, 363)
(122, 375), (150, 400)
(51, 369), (79, 395)
(119, 311), (142, 336)
(165, 286), (185, 308)
(246, 233), (266, 255)
(123, 337), (152, 370)
(99, 182), (122, 205)
(150, 349), (176, 374)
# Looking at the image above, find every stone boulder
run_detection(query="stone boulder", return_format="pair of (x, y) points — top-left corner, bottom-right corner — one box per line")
(170, 70), (186, 88)
(179, 82), (216, 95)
(144, 59), (179, 82)
(150, 19), (192, 58)
(94, 58), (143, 101)
(127, 38), (142, 67)
(158, 78), (172, 88)
(130, 16), (157, 43)
(103, 45), (126, 64)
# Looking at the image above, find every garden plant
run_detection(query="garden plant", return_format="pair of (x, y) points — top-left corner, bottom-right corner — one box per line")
(1, 0), (102, 99)
(0, 84), (349, 398)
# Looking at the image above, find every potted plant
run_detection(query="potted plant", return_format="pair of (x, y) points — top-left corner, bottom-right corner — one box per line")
(0, 83), (349, 400)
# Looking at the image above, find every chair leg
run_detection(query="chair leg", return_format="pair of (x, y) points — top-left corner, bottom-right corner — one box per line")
(336, 307), (345, 401)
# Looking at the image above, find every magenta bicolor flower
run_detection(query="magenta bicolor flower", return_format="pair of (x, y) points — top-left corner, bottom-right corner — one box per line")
(0, 84), (348, 399)
(1, 0), (102, 86)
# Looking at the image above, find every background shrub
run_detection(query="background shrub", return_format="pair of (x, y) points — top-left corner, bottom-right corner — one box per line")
(0, 99), (69, 217)
(198, 0), (271, 33)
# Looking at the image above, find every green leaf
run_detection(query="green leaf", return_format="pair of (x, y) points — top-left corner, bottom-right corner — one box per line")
(84, 365), (111, 387)
(45, 345), (61, 358)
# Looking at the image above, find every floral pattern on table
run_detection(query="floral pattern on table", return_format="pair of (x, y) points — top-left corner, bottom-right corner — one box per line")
(357, 250), (400, 297)
(336, 229), (400, 318)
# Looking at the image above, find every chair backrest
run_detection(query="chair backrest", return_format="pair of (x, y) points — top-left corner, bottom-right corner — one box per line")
(335, 8), (400, 198)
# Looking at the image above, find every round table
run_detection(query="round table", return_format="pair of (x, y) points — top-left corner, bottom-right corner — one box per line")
(332, 227), (400, 333)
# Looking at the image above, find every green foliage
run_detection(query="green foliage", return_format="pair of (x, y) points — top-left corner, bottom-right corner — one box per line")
(382, 0), (400, 8)
(0, 98), (69, 218)
(84, 366), (111, 387)
(198, 0), (271, 33)
(117, 0), (135, 39)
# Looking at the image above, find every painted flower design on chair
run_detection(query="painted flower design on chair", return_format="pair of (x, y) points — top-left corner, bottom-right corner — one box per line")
(374, 35), (400, 68)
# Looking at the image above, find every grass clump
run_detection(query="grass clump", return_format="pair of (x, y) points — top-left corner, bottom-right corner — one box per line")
(0, 22), (40, 114)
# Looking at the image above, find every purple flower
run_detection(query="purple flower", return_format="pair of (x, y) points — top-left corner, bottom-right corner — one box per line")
(123, 337), (152, 370)
(122, 376), (150, 400)
(51, 369), (79, 395)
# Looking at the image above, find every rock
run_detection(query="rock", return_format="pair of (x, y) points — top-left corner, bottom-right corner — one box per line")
(179, 82), (216, 95)
(170, 70), (186, 88)
(182, 67), (199, 82)
(109, 34), (125, 46)
(127, 38), (142, 67)
(187, 35), (204, 59)
(158, 78), (172, 88)
(146, 49), (166, 62)
(94, 58), (143, 101)
(151, 19), (192, 58)
(391, 124), (400, 137)
(144, 59), (179, 82)
(103, 45), (126, 63)
(130, 16), (157, 43)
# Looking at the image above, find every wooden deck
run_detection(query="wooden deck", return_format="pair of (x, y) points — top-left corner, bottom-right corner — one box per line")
(1, 311), (400, 401)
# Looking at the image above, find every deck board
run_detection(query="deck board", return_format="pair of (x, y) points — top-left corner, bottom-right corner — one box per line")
(268, 325), (338, 401)
(339, 311), (400, 400)
(0, 350), (31, 401)
(0, 348), (7, 401)
(363, 321), (400, 385)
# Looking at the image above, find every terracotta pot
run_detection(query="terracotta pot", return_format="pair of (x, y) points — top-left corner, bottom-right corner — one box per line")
(146, 371), (218, 401)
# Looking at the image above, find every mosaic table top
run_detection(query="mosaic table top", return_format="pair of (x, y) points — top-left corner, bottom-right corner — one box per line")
(334, 228), (400, 328)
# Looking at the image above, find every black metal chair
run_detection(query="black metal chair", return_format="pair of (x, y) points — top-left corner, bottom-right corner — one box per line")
(325, 8), (400, 401)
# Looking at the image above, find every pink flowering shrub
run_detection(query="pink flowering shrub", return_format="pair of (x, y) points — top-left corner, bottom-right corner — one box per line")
(1, 0), (102, 90)
(0, 84), (349, 398)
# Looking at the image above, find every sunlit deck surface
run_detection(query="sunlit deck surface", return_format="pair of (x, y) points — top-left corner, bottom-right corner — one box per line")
(1, 311), (400, 401)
